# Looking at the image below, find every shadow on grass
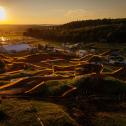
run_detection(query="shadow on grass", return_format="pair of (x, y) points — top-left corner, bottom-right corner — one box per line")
(0, 110), (9, 122)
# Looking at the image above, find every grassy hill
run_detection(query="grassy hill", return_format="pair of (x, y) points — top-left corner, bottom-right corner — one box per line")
(0, 99), (77, 126)
(24, 18), (126, 43)
(24, 74), (126, 99)
(1, 75), (126, 126)
(0, 39), (126, 126)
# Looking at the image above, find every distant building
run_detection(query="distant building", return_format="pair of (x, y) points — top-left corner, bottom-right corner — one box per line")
(0, 43), (33, 53)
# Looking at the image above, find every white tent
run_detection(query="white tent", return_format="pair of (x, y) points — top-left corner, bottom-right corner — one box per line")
(1, 43), (33, 53)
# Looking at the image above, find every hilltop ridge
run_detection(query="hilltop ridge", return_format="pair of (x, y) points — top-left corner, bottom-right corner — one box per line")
(24, 18), (126, 43)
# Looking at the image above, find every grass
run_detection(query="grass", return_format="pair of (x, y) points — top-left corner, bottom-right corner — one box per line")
(0, 81), (9, 86)
(0, 76), (126, 126)
(0, 98), (77, 126)
(0, 41), (126, 126)
(25, 74), (126, 98)
(0, 69), (44, 81)
(103, 66), (113, 72)
(0, 73), (28, 81)
(93, 112), (126, 126)
(20, 74), (126, 104)
(28, 80), (73, 97)
(73, 74), (126, 97)
(1, 27), (126, 126)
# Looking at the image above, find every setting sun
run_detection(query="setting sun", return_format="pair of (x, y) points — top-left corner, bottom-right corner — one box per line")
(0, 6), (6, 21)
(0, 1), (126, 126)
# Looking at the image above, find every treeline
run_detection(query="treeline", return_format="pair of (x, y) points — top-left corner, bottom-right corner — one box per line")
(24, 18), (126, 43)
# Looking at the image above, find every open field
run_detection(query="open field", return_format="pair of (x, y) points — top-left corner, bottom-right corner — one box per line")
(0, 22), (126, 126)
(0, 0), (126, 124)
(0, 39), (126, 126)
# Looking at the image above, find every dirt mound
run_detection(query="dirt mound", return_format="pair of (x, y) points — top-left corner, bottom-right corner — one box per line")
(74, 75), (126, 96)
(76, 63), (103, 75)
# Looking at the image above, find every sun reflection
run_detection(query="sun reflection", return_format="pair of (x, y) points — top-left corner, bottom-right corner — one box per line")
(1, 36), (5, 41)
(0, 36), (7, 45)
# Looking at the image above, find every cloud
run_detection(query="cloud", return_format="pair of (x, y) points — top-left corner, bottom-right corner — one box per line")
(65, 9), (86, 16)
(64, 9), (89, 19)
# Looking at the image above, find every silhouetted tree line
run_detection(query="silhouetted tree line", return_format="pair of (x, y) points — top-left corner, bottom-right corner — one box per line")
(24, 18), (126, 43)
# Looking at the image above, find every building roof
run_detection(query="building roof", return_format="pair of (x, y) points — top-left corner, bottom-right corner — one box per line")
(1, 43), (32, 52)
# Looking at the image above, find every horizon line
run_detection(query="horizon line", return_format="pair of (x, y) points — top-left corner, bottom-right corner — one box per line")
(0, 17), (126, 26)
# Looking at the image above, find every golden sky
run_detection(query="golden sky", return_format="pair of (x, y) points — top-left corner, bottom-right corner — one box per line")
(0, 0), (126, 24)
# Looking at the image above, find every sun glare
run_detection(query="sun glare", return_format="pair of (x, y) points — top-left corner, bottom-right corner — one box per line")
(0, 6), (6, 21)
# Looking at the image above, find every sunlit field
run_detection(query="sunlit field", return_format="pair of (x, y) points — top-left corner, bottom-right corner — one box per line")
(0, 0), (126, 125)
(0, 22), (126, 126)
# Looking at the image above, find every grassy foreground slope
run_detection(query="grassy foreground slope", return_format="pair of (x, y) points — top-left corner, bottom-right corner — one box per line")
(26, 74), (126, 98)
(0, 75), (126, 126)
(0, 99), (77, 126)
